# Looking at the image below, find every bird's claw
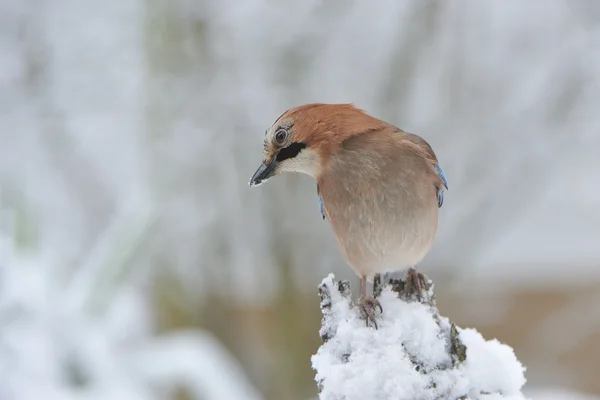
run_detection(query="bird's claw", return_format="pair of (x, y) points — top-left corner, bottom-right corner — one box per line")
(405, 268), (428, 299)
(358, 296), (383, 329)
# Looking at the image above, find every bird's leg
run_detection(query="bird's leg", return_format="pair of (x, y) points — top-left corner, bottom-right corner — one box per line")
(404, 267), (428, 298)
(357, 275), (383, 329)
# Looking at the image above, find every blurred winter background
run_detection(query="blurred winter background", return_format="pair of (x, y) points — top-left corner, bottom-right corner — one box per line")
(1, 0), (599, 399)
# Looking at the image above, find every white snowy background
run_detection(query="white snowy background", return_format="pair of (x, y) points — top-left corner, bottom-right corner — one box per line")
(1, 0), (599, 399)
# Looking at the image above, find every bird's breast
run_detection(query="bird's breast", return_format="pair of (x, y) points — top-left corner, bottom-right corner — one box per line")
(319, 148), (440, 277)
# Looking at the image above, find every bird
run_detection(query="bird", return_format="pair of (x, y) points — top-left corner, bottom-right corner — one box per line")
(249, 103), (447, 328)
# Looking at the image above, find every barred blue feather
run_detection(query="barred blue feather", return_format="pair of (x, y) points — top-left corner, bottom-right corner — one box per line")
(434, 163), (448, 208)
(318, 194), (325, 220)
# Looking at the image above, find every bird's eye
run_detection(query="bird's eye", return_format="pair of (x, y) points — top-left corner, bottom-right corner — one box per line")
(275, 129), (287, 145)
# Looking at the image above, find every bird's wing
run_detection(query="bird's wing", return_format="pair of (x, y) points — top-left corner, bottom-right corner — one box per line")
(339, 128), (448, 208)
(403, 132), (448, 208)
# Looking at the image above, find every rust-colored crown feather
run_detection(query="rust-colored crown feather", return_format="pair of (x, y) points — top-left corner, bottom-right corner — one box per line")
(272, 103), (391, 161)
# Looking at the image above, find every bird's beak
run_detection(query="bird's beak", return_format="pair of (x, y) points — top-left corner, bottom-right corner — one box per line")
(249, 157), (278, 187)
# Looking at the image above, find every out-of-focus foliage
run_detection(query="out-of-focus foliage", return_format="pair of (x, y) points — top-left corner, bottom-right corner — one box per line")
(0, 205), (262, 400)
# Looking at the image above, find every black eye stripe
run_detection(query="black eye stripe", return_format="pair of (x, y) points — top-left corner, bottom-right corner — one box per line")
(276, 142), (307, 162)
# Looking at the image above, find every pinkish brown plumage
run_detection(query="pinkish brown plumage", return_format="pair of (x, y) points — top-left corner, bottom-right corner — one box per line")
(250, 103), (448, 328)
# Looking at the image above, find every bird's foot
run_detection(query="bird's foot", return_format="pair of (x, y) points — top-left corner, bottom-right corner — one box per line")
(405, 268), (429, 299)
(358, 296), (383, 329)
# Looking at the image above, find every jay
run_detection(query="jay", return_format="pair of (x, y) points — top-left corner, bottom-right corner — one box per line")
(249, 103), (447, 328)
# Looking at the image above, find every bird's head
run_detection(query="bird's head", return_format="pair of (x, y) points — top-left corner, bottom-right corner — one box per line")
(249, 103), (385, 187)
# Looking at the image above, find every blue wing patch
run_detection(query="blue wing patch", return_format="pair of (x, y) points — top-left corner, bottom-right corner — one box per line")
(437, 190), (444, 208)
(434, 163), (448, 208)
(435, 163), (448, 190)
(318, 195), (326, 220)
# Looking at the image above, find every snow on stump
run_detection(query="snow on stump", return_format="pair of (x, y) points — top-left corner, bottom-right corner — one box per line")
(311, 273), (528, 400)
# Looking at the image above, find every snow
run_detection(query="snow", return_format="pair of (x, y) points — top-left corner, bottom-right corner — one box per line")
(311, 274), (528, 400)
(0, 206), (262, 400)
(126, 331), (264, 400)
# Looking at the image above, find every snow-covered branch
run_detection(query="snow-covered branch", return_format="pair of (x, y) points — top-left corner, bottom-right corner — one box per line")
(311, 274), (528, 400)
